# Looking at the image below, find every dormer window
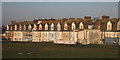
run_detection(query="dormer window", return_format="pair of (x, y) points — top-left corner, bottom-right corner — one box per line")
(117, 20), (120, 30)
(28, 24), (32, 30)
(10, 26), (12, 30)
(33, 24), (37, 31)
(64, 23), (68, 30)
(14, 25), (17, 30)
(39, 24), (42, 30)
(88, 25), (93, 29)
(23, 25), (26, 30)
(79, 22), (84, 29)
(19, 25), (22, 30)
(7, 25), (9, 30)
(57, 23), (61, 30)
(119, 25), (120, 29)
(51, 23), (54, 30)
(98, 26), (100, 29)
(72, 22), (76, 30)
(81, 26), (83, 29)
(107, 21), (112, 31)
(45, 23), (48, 30)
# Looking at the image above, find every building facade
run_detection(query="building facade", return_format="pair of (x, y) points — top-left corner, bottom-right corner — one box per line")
(4, 16), (120, 45)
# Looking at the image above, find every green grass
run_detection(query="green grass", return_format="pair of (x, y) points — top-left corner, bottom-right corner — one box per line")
(2, 41), (119, 58)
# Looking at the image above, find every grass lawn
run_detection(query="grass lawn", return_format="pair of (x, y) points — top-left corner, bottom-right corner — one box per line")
(2, 41), (119, 58)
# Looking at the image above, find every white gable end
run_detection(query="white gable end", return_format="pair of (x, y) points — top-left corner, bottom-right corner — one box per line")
(72, 22), (76, 30)
(107, 21), (112, 31)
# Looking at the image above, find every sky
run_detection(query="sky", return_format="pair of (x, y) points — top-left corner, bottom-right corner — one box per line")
(2, 2), (118, 26)
(2, 0), (120, 2)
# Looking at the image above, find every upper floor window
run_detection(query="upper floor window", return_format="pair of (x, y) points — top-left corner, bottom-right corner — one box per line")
(15, 33), (17, 36)
(66, 34), (67, 37)
(109, 33), (111, 37)
(108, 25), (110, 30)
(106, 33), (108, 37)
(119, 25), (120, 29)
(81, 26), (83, 29)
(40, 33), (41, 37)
(117, 34), (119, 37)
(19, 33), (21, 36)
(46, 33), (47, 37)
(52, 34), (53, 37)
(65, 26), (67, 29)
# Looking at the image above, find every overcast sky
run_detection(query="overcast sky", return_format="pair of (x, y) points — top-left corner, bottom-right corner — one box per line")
(2, 0), (120, 2)
(2, 2), (118, 26)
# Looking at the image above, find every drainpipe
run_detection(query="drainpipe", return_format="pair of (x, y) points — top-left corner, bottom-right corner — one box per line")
(86, 30), (87, 45)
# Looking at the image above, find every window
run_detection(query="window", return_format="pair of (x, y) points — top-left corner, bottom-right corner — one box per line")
(40, 27), (42, 30)
(81, 26), (82, 29)
(114, 34), (115, 37)
(106, 33), (108, 37)
(108, 25), (110, 30)
(15, 38), (17, 40)
(46, 33), (47, 37)
(65, 26), (67, 29)
(40, 33), (41, 37)
(119, 25), (120, 29)
(52, 34), (53, 37)
(52, 27), (54, 30)
(15, 33), (17, 36)
(19, 38), (21, 40)
(66, 34), (67, 37)
(72, 26), (74, 30)
(109, 33), (111, 37)
(11, 33), (12, 36)
(98, 26), (100, 29)
(58, 26), (60, 30)
(117, 34), (119, 37)
(46, 27), (48, 30)
(19, 33), (21, 36)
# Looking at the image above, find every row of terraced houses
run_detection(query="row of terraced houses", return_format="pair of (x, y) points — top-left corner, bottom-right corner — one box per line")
(4, 16), (120, 45)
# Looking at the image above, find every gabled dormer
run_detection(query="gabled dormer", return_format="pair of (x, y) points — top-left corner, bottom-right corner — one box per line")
(28, 24), (32, 30)
(72, 22), (76, 30)
(117, 20), (120, 31)
(79, 22), (84, 29)
(57, 23), (61, 31)
(45, 23), (48, 30)
(51, 23), (54, 30)
(39, 24), (42, 30)
(33, 24), (37, 31)
(23, 24), (26, 30)
(10, 25), (12, 30)
(64, 22), (68, 30)
(19, 24), (22, 30)
(107, 21), (112, 31)
(6, 25), (9, 30)
(14, 25), (17, 30)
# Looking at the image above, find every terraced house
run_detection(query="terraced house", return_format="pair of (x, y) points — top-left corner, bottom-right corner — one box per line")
(4, 16), (120, 45)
